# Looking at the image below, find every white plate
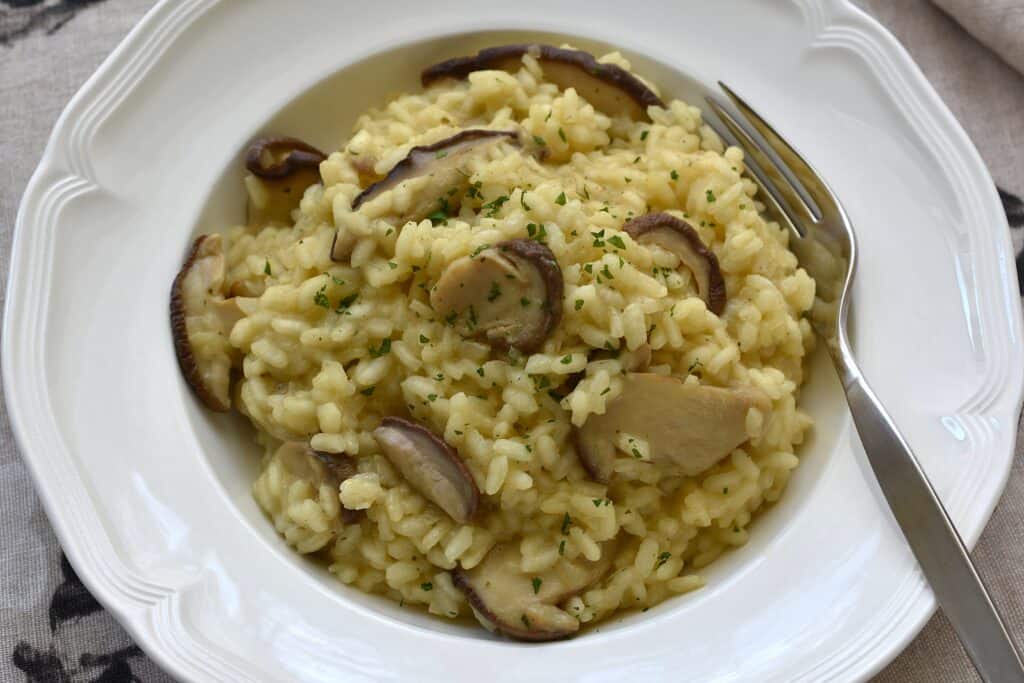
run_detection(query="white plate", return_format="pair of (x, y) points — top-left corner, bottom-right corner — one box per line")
(5, 0), (1022, 680)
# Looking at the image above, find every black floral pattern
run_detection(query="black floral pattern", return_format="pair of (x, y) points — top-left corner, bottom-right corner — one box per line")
(0, 0), (109, 46)
(1002, 188), (1024, 293)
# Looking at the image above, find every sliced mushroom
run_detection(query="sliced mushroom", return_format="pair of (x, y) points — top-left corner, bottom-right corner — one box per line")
(372, 417), (479, 523)
(623, 213), (726, 315)
(275, 442), (362, 524)
(245, 137), (327, 226)
(170, 234), (247, 412)
(574, 373), (770, 482)
(452, 541), (613, 641)
(422, 44), (663, 120)
(429, 239), (563, 353)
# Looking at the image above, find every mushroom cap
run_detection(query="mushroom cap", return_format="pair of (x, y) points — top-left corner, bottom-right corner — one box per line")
(422, 44), (663, 120)
(574, 373), (770, 482)
(244, 137), (326, 226)
(373, 417), (480, 523)
(623, 213), (727, 315)
(452, 540), (613, 641)
(429, 239), (563, 353)
(170, 234), (239, 412)
(333, 129), (518, 262)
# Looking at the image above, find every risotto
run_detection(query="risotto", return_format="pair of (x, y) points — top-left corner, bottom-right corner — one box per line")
(170, 43), (815, 640)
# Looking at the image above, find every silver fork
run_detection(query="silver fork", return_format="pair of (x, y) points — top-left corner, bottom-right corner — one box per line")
(705, 83), (1024, 682)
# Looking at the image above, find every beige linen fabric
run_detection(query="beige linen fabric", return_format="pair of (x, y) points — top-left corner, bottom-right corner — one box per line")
(932, 0), (1024, 74)
(0, 1), (1020, 680)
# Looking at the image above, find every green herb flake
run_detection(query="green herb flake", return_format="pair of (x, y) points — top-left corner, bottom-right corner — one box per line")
(555, 192), (567, 206)
(561, 513), (572, 534)
(529, 577), (543, 594)
(640, 130), (649, 141)
(582, 186), (591, 200)
(427, 393), (438, 402)
(483, 195), (510, 217)
(313, 285), (330, 309)
(532, 135), (546, 147)
(600, 264), (614, 280)
(633, 156), (641, 164)
(670, 169), (679, 180)
(520, 191), (531, 211)
(470, 243), (491, 258)
(600, 387), (610, 396)
(592, 499), (602, 507)
(476, 367), (485, 377)
(331, 275), (345, 286)
(655, 552), (671, 569)
(336, 293), (358, 311)
(487, 281), (502, 302)
(427, 210), (449, 225)
(435, 151), (448, 159)
(560, 354), (573, 365)
(558, 539), (566, 556)
(607, 235), (626, 250)
(419, 334), (430, 344)
(520, 297), (531, 308)
(360, 386), (375, 396)
(370, 338), (392, 358)
(264, 260), (272, 276)
(558, 127), (567, 143)
(723, 487), (729, 494)
(521, 614), (531, 628)
(706, 189), (717, 203)
(574, 299), (584, 311)
(631, 447), (642, 459)
(421, 582), (433, 591)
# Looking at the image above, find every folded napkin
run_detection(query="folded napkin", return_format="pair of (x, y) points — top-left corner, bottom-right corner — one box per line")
(932, 0), (1024, 74)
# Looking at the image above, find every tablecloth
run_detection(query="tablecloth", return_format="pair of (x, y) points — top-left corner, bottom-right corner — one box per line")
(1, 1), (1021, 680)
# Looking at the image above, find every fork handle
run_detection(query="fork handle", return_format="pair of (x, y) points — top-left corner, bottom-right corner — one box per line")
(840, 363), (1024, 682)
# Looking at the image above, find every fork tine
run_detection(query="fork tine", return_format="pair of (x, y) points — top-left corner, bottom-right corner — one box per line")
(705, 94), (818, 229)
(704, 117), (806, 239)
(717, 82), (826, 221)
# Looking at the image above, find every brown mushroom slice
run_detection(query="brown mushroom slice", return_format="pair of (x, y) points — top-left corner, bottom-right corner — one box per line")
(429, 239), (563, 353)
(422, 44), (663, 120)
(170, 234), (244, 412)
(574, 373), (770, 483)
(623, 213), (727, 315)
(245, 137), (327, 226)
(452, 541), (613, 641)
(372, 417), (479, 523)
(276, 442), (362, 524)
(334, 129), (518, 262)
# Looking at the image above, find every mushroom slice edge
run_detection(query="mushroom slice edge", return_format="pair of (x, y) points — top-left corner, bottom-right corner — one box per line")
(429, 239), (563, 353)
(373, 417), (480, 524)
(422, 44), (663, 120)
(244, 136), (327, 227)
(574, 373), (770, 482)
(452, 541), (613, 641)
(623, 212), (727, 315)
(170, 233), (245, 412)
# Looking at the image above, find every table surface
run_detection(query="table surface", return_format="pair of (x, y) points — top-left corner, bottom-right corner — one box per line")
(0, 1), (1021, 680)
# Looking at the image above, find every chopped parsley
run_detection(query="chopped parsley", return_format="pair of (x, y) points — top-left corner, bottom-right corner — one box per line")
(331, 275), (345, 286)
(520, 297), (531, 308)
(532, 135), (546, 147)
(476, 367), (485, 377)
(558, 539), (566, 556)
(419, 334), (430, 344)
(600, 264), (614, 280)
(264, 260), (272, 276)
(706, 189), (717, 203)
(574, 299), (584, 311)
(369, 338), (392, 358)
(655, 552), (671, 569)
(555, 192), (567, 206)
(336, 293), (358, 311)
(561, 513), (572, 534)
(421, 582), (433, 591)
(482, 195), (510, 217)
(427, 393), (437, 402)
(607, 235), (626, 250)
(470, 243), (491, 257)
(435, 150), (448, 159)
(560, 354), (573, 365)
(670, 169), (679, 180)
(359, 386), (375, 396)
(633, 156), (641, 164)
(591, 229), (605, 247)
(532, 577), (543, 594)
(487, 281), (502, 302)
(631, 447), (643, 459)
(558, 127), (567, 142)
(313, 285), (330, 309)
(640, 130), (649, 141)
(466, 181), (483, 199)
(520, 191), (531, 211)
